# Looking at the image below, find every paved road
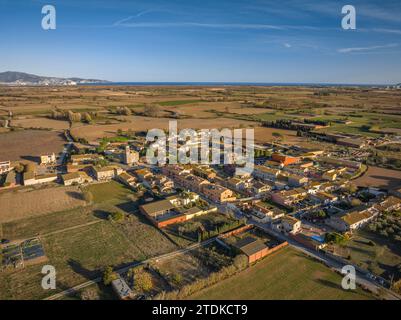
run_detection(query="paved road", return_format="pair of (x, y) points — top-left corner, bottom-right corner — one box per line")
(44, 237), (216, 300)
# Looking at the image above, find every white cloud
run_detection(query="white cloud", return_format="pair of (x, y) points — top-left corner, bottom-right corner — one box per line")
(337, 43), (398, 53)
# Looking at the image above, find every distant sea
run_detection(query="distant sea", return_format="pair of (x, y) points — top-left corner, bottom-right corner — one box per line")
(83, 82), (387, 87)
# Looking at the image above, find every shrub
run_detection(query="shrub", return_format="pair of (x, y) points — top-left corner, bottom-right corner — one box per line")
(103, 266), (118, 285)
(109, 211), (124, 222)
(134, 272), (153, 292)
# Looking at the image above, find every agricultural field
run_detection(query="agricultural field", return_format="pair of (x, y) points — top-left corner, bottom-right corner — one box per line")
(0, 205), (178, 299)
(11, 117), (70, 130)
(1, 86), (401, 152)
(0, 186), (86, 223)
(154, 252), (211, 288)
(0, 129), (66, 163)
(0, 206), (100, 240)
(189, 247), (374, 300)
(70, 116), (258, 143)
(354, 166), (401, 190)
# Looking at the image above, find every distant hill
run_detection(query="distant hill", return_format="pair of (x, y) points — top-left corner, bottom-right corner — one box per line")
(0, 71), (110, 85)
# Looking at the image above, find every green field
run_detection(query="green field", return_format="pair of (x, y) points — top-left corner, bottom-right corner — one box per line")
(158, 100), (203, 106)
(84, 181), (133, 204)
(189, 247), (374, 300)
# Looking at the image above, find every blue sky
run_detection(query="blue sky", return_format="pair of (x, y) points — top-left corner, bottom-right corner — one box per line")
(1, 0), (401, 84)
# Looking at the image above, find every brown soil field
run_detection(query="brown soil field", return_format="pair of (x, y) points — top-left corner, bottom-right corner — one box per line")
(155, 251), (210, 286)
(354, 166), (401, 190)
(231, 107), (275, 115)
(0, 130), (66, 162)
(11, 117), (70, 130)
(71, 116), (258, 142)
(0, 186), (86, 223)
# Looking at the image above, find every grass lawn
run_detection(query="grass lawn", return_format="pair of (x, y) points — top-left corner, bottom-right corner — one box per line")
(84, 181), (133, 204)
(189, 247), (374, 300)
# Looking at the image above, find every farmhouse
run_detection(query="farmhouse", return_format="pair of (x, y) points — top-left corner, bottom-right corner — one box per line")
(288, 174), (309, 187)
(253, 165), (281, 181)
(62, 172), (92, 186)
(181, 174), (210, 193)
(311, 191), (338, 204)
(92, 166), (123, 181)
(252, 181), (271, 194)
(326, 208), (379, 232)
(280, 215), (302, 234)
(271, 188), (308, 208)
(0, 160), (12, 174)
(251, 201), (285, 223)
(40, 153), (56, 165)
(117, 171), (137, 188)
(24, 172), (58, 186)
(202, 184), (235, 203)
(134, 168), (153, 181)
(193, 166), (217, 180)
(166, 192), (199, 207)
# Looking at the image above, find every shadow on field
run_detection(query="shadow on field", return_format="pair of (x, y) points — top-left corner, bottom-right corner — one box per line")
(93, 209), (110, 220)
(66, 191), (84, 201)
(316, 278), (342, 290)
(21, 155), (40, 164)
(116, 201), (139, 214)
(68, 259), (99, 280)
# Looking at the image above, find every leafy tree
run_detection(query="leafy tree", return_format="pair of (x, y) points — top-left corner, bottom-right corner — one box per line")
(272, 132), (283, 141)
(83, 112), (92, 123)
(144, 104), (160, 117)
(80, 288), (99, 300)
(103, 266), (118, 285)
(134, 272), (153, 292)
(14, 163), (25, 173)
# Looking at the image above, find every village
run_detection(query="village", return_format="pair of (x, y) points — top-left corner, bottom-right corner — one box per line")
(1, 125), (400, 300)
